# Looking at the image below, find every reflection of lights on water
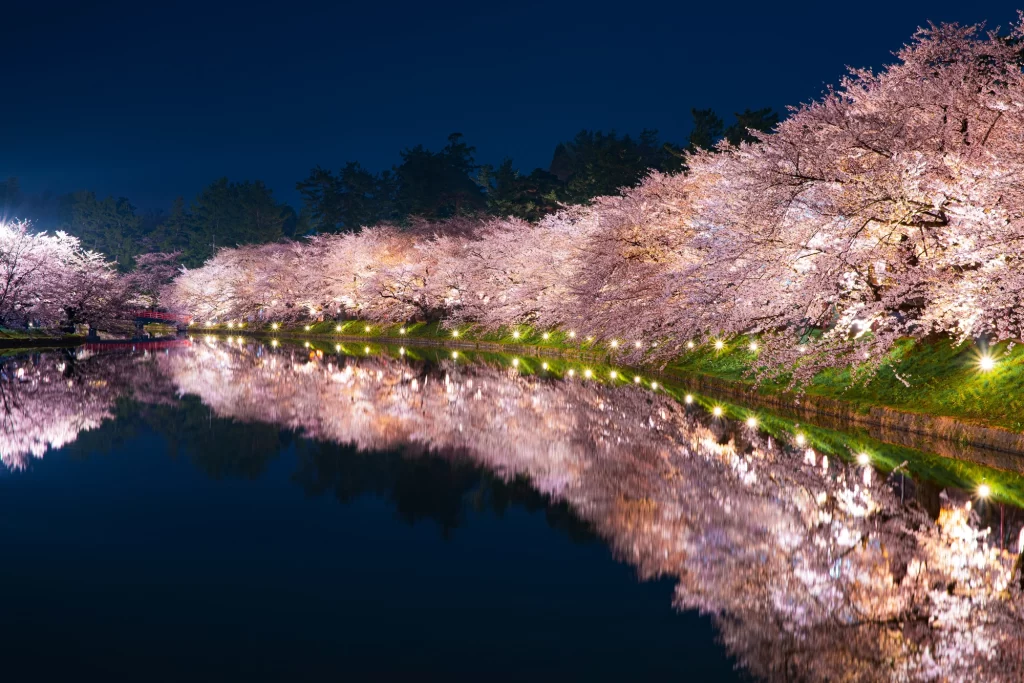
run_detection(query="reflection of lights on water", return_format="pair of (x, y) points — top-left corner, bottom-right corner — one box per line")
(335, 344), (341, 352)
(304, 342), (310, 348)
(634, 341), (642, 349)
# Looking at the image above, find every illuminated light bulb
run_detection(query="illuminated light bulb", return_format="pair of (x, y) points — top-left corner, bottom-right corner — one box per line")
(542, 362), (549, 370)
(512, 358), (520, 367)
(712, 406), (723, 417)
(634, 341), (642, 348)
(684, 394), (693, 404)
(335, 325), (342, 332)
(304, 325), (311, 331)
(799, 345), (807, 353)
(714, 340), (724, 350)
(583, 368), (593, 378)
(979, 355), (995, 372)
(364, 325), (371, 332)
(399, 347), (406, 356)
(512, 330), (520, 339)
(978, 483), (992, 498)
(749, 342), (758, 351)
(239, 322), (244, 328)
(610, 370), (618, 379)
(568, 369), (575, 377)
(451, 351), (458, 359)
(271, 339), (279, 347)
(364, 346), (370, 354)
(304, 341), (310, 348)
(686, 341), (694, 349)
(399, 327), (406, 334)
(205, 335), (213, 343)
(634, 376), (641, 384)
(650, 381), (659, 390)
(452, 330), (459, 338)
(271, 323), (279, 330)
(745, 416), (758, 428)
(610, 339), (619, 348)
(227, 322), (234, 329)
(795, 433), (806, 446)
(335, 344), (341, 352)
(568, 331), (576, 338)
(542, 332), (550, 340)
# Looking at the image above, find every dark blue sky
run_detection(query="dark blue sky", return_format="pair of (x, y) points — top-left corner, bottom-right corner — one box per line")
(4, 0), (1022, 209)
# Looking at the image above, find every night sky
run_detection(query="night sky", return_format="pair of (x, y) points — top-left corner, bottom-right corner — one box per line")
(4, 0), (1023, 209)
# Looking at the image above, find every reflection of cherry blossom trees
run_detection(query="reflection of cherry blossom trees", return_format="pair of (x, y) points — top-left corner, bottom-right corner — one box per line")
(165, 18), (1024, 376)
(159, 341), (1023, 680)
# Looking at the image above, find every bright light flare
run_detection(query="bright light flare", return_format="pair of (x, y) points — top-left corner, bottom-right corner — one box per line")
(979, 355), (995, 372)
(795, 433), (806, 446)
(686, 341), (694, 349)
(271, 323), (279, 330)
(512, 330), (521, 339)
(568, 331), (576, 338)
(749, 342), (758, 351)
(978, 483), (992, 499)
(364, 325), (371, 332)
(714, 340), (724, 350)
(542, 332), (550, 340)
(745, 416), (758, 428)
(364, 346), (370, 354)
(304, 325), (311, 331)
(399, 327), (406, 335)
(634, 341), (642, 349)
(650, 381), (658, 390)
(512, 358), (520, 367)
(451, 351), (459, 359)
(583, 368), (593, 378)
(335, 325), (342, 332)
(633, 376), (641, 384)
(610, 370), (618, 379)
(684, 394), (693, 404)
(610, 340), (619, 348)
(452, 330), (459, 338)
(712, 406), (723, 417)
(542, 362), (549, 370)
(856, 452), (870, 466)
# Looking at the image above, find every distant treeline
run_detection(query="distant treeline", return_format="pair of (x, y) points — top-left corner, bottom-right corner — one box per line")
(0, 107), (777, 269)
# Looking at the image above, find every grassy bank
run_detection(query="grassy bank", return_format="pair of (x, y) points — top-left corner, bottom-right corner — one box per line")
(194, 321), (1024, 433)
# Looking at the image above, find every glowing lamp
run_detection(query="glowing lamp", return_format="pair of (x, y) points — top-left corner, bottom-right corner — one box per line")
(304, 341), (310, 348)
(634, 376), (641, 384)
(512, 358), (520, 367)
(335, 325), (342, 332)
(568, 331), (576, 338)
(227, 322), (234, 329)
(610, 340), (619, 348)
(451, 351), (459, 359)
(364, 346), (370, 354)
(979, 355), (995, 372)
(452, 330), (459, 338)
(542, 332), (550, 340)
(687, 341), (694, 349)
(856, 452), (870, 466)
(399, 347), (406, 355)
(795, 434), (806, 446)
(684, 394), (693, 404)
(610, 370), (618, 379)
(568, 369), (575, 377)
(583, 369), (593, 378)
(650, 381), (659, 390)
(749, 342), (758, 351)
(542, 362), (549, 370)
(364, 325), (371, 332)
(978, 483), (992, 498)
(745, 416), (757, 428)
(714, 340), (724, 350)
(335, 344), (341, 352)
(634, 341), (642, 349)
(304, 325), (311, 331)
(399, 327), (406, 334)
(512, 330), (520, 339)
(712, 406), (723, 417)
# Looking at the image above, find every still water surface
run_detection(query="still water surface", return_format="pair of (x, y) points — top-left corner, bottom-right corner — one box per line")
(1, 338), (1022, 681)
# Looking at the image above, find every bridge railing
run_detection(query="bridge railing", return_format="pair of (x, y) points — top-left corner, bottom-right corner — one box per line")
(129, 309), (192, 325)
